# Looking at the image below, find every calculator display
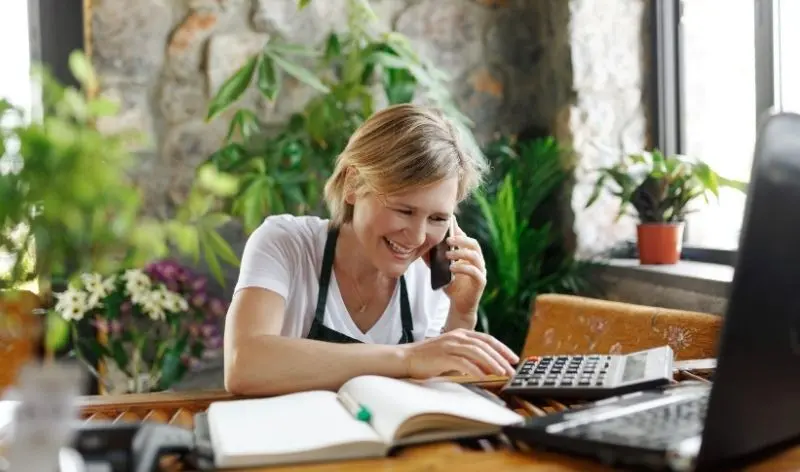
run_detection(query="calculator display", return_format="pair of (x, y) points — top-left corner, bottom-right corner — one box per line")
(621, 352), (648, 382)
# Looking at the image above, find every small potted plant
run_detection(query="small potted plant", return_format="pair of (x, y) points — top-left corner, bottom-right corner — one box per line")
(585, 149), (747, 264)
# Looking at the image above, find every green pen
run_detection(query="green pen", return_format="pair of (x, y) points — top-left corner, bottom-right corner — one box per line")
(338, 392), (372, 423)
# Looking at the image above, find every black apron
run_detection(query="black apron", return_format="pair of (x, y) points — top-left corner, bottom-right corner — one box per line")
(306, 227), (414, 344)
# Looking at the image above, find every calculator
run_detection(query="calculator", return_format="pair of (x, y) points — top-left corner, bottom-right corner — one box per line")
(501, 345), (675, 399)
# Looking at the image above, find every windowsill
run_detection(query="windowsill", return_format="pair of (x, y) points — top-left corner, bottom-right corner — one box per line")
(594, 258), (733, 298)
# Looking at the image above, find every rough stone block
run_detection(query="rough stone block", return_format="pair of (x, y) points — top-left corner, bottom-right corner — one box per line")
(454, 65), (509, 143)
(160, 119), (228, 206)
(396, 0), (488, 79)
(90, 0), (174, 83)
(167, 11), (222, 79)
(94, 84), (156, 152)
(250, 0), (348, 45)
(159, 75), (209, 125)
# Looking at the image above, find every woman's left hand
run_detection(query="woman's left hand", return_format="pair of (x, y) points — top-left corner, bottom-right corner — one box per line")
(442, 219), (486, 319)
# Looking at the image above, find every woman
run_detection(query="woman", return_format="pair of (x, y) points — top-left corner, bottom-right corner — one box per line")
(223, 104), (519, 396)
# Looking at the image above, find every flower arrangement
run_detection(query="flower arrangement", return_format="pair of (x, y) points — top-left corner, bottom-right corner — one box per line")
(52, 260), (228, 393)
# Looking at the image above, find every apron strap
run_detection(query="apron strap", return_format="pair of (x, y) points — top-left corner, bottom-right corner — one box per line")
(399, 277), (414, 343)
(313, 225), (414, 344)
(314, 226), (339, 325)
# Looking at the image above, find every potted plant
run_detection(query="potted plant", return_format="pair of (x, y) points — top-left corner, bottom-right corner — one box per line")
(0, 50), (240, 389)
(585, 149), (747, 264)
(50, 260), (227, 393)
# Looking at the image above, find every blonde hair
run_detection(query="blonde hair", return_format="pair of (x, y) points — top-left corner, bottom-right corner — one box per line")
(324, 104), (487, 226)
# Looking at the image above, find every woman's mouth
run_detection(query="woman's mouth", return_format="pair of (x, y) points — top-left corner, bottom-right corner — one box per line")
(384, 237), (415, 258)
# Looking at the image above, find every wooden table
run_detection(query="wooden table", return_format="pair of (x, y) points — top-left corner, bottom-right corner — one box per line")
(77, 375), (800, 471)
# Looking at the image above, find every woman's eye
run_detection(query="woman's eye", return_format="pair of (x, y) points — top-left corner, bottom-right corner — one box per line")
(395, 209), (412, 215)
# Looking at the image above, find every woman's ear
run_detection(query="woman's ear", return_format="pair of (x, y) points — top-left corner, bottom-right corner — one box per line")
(344, 166), (358, 204)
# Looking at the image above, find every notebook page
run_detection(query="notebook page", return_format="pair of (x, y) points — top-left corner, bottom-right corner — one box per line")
(207, 390), (383, 468)
(340, 376), (524, 443)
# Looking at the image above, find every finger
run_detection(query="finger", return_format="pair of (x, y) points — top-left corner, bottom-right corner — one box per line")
(446, 248), (485, 270)
(447, 342), (506, 376)
(451, 216), (465, 236)
(462, 330), (520, 365)
(449, 357), (486, 379)
(447, 234), (483, 254)
(450, 262), (487, 286)
(456, 332), (516, 376)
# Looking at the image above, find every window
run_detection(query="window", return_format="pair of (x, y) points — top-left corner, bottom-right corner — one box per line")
(679, 0), (755, 250)
(0, 1), (31, 278)
(776, 0), (800, 113)
(656, 0), (792, 254)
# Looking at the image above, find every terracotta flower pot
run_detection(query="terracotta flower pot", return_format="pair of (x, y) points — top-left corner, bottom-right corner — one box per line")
(0, 290), (44, 392)
(636, 222), (685, 264)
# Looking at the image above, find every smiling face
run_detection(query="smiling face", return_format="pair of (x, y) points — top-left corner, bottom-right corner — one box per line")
(347, 177), (459, 278)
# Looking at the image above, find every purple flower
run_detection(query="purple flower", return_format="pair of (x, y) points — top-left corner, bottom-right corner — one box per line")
(205, 335), (223, 350)
(208, 298), (227, 317)
(191, 276), (208, 293)
(191, 292), (207, 308)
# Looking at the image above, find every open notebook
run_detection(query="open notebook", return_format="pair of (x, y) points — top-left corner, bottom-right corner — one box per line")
(205, 375), (524, 469)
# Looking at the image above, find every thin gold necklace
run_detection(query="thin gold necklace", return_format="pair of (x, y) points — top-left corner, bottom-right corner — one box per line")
(337, 265), (373, 313)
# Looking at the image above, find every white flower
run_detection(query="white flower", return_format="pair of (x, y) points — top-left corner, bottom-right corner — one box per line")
(160, 287), (188, 313)
(80, 272), (116, 310)
(54, 287), (89, 321)
(136, 288), (166, 321)
(122, 269), (151, 304)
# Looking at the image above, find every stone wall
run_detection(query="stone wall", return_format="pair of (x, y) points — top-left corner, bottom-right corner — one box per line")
(88, 0), (649, 258)
(87, 0), (652, 389)
(89, 0), (547, 218)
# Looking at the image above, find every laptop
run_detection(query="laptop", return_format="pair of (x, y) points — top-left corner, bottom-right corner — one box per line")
(502, 111), (800, 471)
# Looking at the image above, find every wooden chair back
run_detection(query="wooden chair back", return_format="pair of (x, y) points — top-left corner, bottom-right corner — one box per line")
(522, 294), (722, 360)
(0, 290), (43, 392)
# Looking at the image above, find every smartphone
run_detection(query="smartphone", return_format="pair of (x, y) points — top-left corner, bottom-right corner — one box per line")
(429, 220), (455, 290)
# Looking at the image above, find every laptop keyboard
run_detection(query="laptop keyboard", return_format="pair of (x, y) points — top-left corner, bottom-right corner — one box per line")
(554, 393), (710, 450)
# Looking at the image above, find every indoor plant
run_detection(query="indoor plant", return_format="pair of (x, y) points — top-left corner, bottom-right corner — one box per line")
(51, 261), (227, 393)
(585, 149), (747, 264)
(0, 50), (240, 386)
(204, 0), (478, 232)
(458, 135), (596, 353)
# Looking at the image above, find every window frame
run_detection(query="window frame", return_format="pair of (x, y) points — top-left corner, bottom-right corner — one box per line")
(650, 0), (777, 266)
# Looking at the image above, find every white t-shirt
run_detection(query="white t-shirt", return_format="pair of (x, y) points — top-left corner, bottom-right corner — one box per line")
(233, 214), (451, 344)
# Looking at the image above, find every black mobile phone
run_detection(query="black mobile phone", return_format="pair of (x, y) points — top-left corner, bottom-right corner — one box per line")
(429, 226), (453, 290)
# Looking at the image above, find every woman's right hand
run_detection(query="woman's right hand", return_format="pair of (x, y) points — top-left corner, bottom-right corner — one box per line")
(399, 329), (520, 379)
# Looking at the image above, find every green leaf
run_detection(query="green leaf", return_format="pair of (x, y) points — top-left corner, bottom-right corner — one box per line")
(110, 341), (130, 376)
(157, 334), (189, 390)
(166, 222), (200, 261)
(87, 97), (120, 117)
(257, 54), (281, 101)
(200, 230), (225, 286)
(297, 0), (312, 9)
(203, 227), (240, 267)
(68, 50), (98, 92)
(265, 50), (330, 94)
(324, 33), (341, 61)
(44, 310), (70, 352)
(206, 56), (258, 121)
(225, 109), (260, 143)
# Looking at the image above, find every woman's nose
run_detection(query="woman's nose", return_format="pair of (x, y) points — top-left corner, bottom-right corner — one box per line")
(405, 221), (427, 247)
